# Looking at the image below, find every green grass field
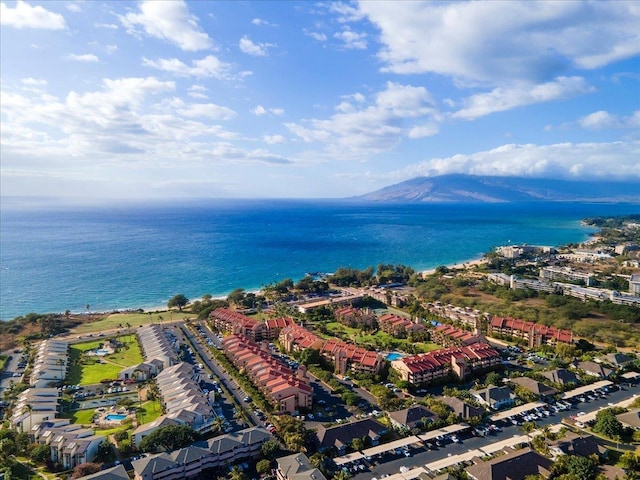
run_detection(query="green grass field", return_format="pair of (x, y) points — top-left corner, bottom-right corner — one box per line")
(72, 311), (192, 334)
(136, 399), (163, 424)
(61, 408), (96, 425)
(67, 336), (144, 385)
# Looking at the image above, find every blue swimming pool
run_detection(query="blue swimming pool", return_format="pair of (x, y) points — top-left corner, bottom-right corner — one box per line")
(386, 352), (403, 361)
(105, 414), (127, 422)
(95, 349), (110, 355)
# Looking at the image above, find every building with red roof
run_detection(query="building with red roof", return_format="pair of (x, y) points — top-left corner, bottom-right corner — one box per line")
(391, 343), (500, 386)
(489, 316), (572, 347)
(209, 308), (268, 341)
(432, 324), (487, 347)
(378, 313), (426, 339)
(334, 306), (377, 329)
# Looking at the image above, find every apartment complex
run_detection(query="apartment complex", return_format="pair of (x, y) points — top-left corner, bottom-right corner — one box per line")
(335, 306), (377, 329)
(378, 313), (426, 338)
(32, 420), (105, 470)
(11, 388), (61, 433)
(540, 266), (594, 286)
(210, 308), (268, 341)
(223, 334), (313, 414)
(277, 453), (328, 480)
(391, 343), (500, 386)
(489, 316), (572, 347)
(432, 324), (487, 347)
(30, 339), (69, 388)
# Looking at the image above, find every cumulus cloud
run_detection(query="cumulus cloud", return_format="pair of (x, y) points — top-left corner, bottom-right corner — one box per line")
(121, 0), (212, 51)
(578, 110), (640, 130)
(251, 105), (284, 116)
(334, 27), (367, 49)
(188, 85), (208, 99)
(264, 134), (286, 144)
(66, 53), (99, 62)
(286, 81), (439, 157)
(395, 141), (640, 181)
(95, 23), (118, 29)
(65, 3), (80, 12)
(143, 55), (234, 79)
(251, 18), (276, 27)
(1, 0), (66, 29)
(22, 77), (47, 86)
(453, 76), (595, 120)
(239, 35), (275, 56)
(357, 1), (640, 85)
(304, 29), (327, 42)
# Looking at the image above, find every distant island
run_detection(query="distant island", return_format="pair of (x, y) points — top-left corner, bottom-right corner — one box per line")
(355, 174), (640, 203)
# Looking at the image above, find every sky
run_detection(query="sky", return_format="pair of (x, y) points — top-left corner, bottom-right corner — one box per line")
(1, 0), (639, 200)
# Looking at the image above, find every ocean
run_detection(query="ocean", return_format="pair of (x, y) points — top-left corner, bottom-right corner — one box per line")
(1, 200), (638, 320)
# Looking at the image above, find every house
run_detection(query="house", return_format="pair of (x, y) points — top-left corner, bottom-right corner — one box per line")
(277, 453), (327, 480)
(132, 416), (181, 448)
(315, 418), (387, 454)
(599, 352), (635, 368)
(616, 409), (640, 430)
(470, 385), (515, 410)
(387, 405), (439, 430)
(30, 339), (69, 388)
(509, 377), (557, 400)
(540, 368), (579, 387)
(118, 362), (155, 382)
(391, 343), (500, 386)
(76, 464), (129, 480)
(137, 325), (179, 372)
(33, 423), (104, 469)
(439, 396), (485, 420)
(575, 361), (614, 379)
(465, 447), (552, 480)
(10, 388), (61, 433)
(548, 432), (607, 459)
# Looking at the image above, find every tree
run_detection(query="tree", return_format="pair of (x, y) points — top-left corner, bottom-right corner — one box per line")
(113, 430), (129, 443)
(30, 443), (51, 464)
(565, 455), (598, 480)
(351, 436), (366, 451)
(256, 459), (271, 475)
(521, 421), (536, 447)
(261, 439), (279, 460)
(228, 465), (247, 480)
(167, 294), (189, 311)
(332, 470), (351, 480)
(71, 463), (102, 479)
(619, 451), (639, 472)
(592, 408), (623, 439)
(484, 371), (503, 387)
(139, 424), (198, 453)
(341, 391), (360, 406)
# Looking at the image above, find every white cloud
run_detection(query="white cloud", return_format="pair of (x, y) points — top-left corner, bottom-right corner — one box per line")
(334, 27), (367, 50)
(239, 35), (274, 56)
(453, 76), (595, 120)
(1, 0), (66, 29)
(304, 29), (327, 42)
(578, 110), (640, 130)
(143, 55), (234, 79)
(22, 77), (47, 86)
(395, 141), (640, 181)
(264, 134), (286, 144)
(121, 0), (213, 51)
(66, 53), (99, 63)
(188, 85), (208, 99)
(286, 81), (439, 157)
(251, 18), (276, 27)
(176, 102), (236, 120)
(95, 23), (118, 30)
(105, 44), (118, 54)
(251, 105), (284, 116)
(65, 3), (80, 12)
(357, 1), (640, 85)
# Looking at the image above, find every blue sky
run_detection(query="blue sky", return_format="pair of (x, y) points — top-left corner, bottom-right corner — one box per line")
(1, 0), (639, 200)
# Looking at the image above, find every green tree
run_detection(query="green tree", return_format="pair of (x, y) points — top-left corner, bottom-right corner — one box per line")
(565, 455), (598, 480)
(139, 424), (198, 453)
(521, 421), (536, 447)
(261, 439), (279, 460)
(30, 443), (51, 464)
(332, 470), (351, 480)
(229, 465), (247, 480)
(167, 294), (189, 311)
(256, 459), (271, 475)
(341, 391), (360, 406)
(351, 436), (366, 451)
(592, 408), (623, 439)
(71, 463), (102, 479)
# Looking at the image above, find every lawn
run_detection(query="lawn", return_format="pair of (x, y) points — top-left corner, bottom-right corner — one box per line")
(136, 399), (163, 424)
(72, 311), (192, 334)
(67, 336), (144, 385)
(61, 408), (96, 425)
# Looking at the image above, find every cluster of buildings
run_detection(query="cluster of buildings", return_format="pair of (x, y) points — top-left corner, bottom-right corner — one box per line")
(210, 308), (295, 341)
(431, 324), (487, 347)
(378, 313), (426, 338)
(31, 420), (106, 470)
(222, 334), (313, 414)
(334, 306), (376, 328)
(488, 316), (573, 347)
(119, 324), (179, 382)
(391, 343), (501, 386)
(30, 339), (69, 388)
(426, 302), (486, 328)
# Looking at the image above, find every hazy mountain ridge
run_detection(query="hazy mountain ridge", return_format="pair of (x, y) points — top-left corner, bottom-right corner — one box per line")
(356, 174), (640, 203)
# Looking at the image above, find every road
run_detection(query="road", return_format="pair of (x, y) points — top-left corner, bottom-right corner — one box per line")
(349, 381), (640, 480)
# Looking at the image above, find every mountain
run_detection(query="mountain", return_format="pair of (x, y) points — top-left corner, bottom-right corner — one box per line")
(355, 174), (640, 203)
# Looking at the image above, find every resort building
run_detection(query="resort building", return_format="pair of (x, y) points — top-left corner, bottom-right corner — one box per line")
(11, 388), (61, 433)
(540, 368), (579, 387)
(488, 316), (572, 347)
(432, 324), (487, 347)
(575, 360), (614, 379)
(631, 274), (640, 296)
(30, 339), (69, 388)
(223, 335), (313, 414)
(465, 447), (552, 480)
(391, 343), (500, 386)
(387, 405), (439, 430)
(539, 266), (594, 286)
(264, 316), (296, 339)
(76, 464), (130, 480)
(335, 306), (377, 329)
(378, 313), (426, 338)
(32, 422), (105, 470)
(277, 453), (328, 480)
(279, 324), (324, 352)
(209, 308), (267, 341)
(136, 324), (179, 373)
(508, 377), (557, 400)
(131, 427), (272, 480)
(439, 396), (485, 420)
(428, 303), (487, 328)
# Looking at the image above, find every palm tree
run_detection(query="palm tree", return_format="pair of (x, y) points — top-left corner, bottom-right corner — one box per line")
(212, 417), (225, 433)
(521, 421), (536, 447)
(228, 466), (247, 480)
(22, 404), (33, 433)
(332, 470), (351, 480)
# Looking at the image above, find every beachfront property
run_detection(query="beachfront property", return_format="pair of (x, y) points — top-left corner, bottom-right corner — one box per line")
(135, 324), (179, 371)
(427, 302), (487, 328)
(539, 266), (594, 286)
(335, 306), (377, 329)
(469, 385), (516, 410)
(488, 316), (572, 347)
(130, 427), (272, 480)
(361, 285), (409, 307)
(31, 421), (105, 469)
(264, 316), (296, 339)
(378, 313), (426, 339)
(30, 339), (69, 388)
(223, 334), (313, 414)
(277, 453), (328, 480)
(279, 323), (325, 352)
(314, 418), (387, 454)
(431, 324), (487, 347)
(391, 343), (500, 386)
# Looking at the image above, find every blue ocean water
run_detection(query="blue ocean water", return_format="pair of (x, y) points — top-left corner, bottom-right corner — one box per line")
(1, 200), (638, 320)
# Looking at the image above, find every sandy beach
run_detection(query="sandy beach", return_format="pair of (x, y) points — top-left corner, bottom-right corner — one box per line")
(420, 257), (488, 276)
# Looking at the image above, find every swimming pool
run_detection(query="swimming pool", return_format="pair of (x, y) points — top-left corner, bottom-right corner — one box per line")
(386, 352), (403, 361)
(105, 414), (127, 422)
(95, 349), (110, 356)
